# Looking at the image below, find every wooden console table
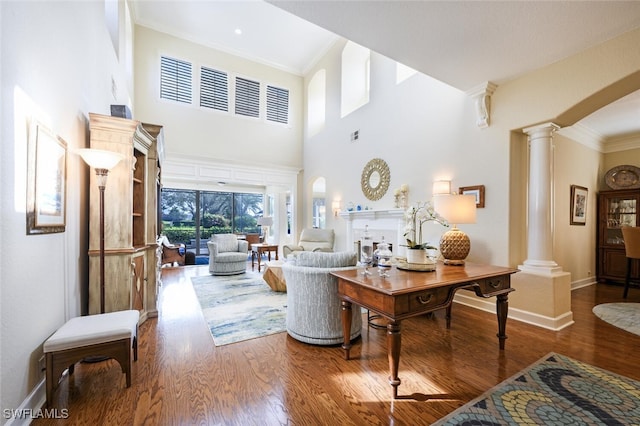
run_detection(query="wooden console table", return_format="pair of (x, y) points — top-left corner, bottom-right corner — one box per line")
(251, 244), (279, 272)
(331, 262), (518, 399)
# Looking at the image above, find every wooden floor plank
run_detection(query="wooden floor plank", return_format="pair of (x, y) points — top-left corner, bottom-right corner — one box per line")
(34, 264), (640, 425)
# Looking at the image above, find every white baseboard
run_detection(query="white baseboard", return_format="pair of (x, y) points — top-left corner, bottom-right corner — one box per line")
(453, 293), (575, 331)
(571, 277), (597, 290)
(3, 378), (46, 425)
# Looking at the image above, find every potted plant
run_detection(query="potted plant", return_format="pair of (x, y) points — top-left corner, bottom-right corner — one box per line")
(403, 201), (448, 264)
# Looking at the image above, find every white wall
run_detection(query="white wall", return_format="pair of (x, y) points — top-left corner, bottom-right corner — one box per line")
(0, 1), (133, 420)
(134, 25), (304, 170)
(304, 40), (512, 265)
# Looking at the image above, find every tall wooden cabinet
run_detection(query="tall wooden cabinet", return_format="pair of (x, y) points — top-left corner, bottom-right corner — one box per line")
(88, 113), (163, 323)
(597, 189), (640, 284)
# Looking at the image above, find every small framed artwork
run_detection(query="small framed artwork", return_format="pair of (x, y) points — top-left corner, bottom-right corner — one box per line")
(570, 185), (588, 226)
(459, 185), (485, 208)
(26, 119), (67, 235)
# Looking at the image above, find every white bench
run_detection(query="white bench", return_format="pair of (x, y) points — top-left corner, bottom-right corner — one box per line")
(43, 310), (139, 407)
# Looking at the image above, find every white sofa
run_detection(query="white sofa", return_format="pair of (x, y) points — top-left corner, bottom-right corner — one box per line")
(282, 251), (362, 345)
(282, 228), (335, 258)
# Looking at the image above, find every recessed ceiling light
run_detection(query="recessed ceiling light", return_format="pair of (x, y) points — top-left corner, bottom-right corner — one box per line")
(234, 28), (242, 35)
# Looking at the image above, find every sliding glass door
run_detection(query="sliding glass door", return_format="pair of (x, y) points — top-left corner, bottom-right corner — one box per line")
(161, 188), (264, 256)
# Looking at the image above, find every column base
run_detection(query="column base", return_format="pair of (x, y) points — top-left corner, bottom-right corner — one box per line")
(519, 259), (563, 275)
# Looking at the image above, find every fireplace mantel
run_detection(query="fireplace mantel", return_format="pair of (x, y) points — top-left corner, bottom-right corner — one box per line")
(339, 208), (405, 221)
(339, 208), (407, 256)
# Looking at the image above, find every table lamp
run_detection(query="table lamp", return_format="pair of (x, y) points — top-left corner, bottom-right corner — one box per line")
(433, 194), (477, 265)
(257, 216), (273, 244)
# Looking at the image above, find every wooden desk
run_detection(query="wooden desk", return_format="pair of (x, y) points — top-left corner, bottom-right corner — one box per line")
(331, 262), (518, 399)
(251, 244), (279, 272)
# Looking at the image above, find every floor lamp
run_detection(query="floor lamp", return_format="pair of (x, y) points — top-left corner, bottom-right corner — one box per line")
(78, 148), (124, 313)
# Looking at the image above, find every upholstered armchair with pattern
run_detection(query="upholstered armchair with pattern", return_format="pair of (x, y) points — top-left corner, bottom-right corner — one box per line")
(282, 251), (362, 345)
(282, 228), (335, 259)
(207, 234), (249, 275)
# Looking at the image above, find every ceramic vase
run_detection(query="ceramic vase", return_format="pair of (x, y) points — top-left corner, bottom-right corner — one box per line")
(406, 248), (428, 264)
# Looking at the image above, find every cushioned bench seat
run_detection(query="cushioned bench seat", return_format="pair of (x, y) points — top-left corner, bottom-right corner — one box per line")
(43, 310), (139, 407)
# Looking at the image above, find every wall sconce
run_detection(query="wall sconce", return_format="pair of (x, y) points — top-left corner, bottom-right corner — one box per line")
(433, 180), (451, 195)
(332, 200), (341, 217)
(433, 194), (477, 265)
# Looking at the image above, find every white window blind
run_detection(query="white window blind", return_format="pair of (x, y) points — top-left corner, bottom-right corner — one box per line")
(266, 85), (289, 124)
(200, 66), (228, 111)
(160, 56), (192, 104)
(235, 77), (260, 118)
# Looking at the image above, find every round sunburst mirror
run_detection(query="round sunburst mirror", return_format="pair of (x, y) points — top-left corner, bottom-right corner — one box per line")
(361, 158), (390, 201)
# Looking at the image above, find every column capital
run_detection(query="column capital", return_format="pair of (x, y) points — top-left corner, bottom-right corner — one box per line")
(523, 122), (561, 137)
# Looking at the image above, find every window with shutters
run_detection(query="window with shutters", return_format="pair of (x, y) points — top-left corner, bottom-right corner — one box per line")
(160, 56), (192, 104)
(200, 66), (228, 112)
(235, 77), (260, 118)
(266, 85), (289, 124)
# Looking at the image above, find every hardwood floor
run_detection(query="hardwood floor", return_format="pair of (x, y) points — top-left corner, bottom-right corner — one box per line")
(36, 264), (640, 425)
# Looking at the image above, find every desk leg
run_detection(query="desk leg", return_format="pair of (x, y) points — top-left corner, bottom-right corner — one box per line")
(251, 251), (256, 271)
(387, 320), (401, 399)
(341, 300), (353, 360)
(496, 293), (509, 350)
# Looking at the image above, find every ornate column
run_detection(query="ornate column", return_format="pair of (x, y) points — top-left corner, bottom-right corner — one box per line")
(521, 122), (562, 274)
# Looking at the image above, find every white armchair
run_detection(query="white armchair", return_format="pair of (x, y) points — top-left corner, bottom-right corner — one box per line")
(207, 234), (248, 275)
(282, 251), (362, 345)
(282, 228), (335, 258)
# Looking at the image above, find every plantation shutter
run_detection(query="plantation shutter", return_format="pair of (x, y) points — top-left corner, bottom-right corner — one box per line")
(160, 56), (192, 104)
(235, 77), (260, 118)
(266, 85), (289, 124)
(200, 67), (228, 112)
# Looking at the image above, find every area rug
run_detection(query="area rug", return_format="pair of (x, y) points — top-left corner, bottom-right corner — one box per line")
(593, 303), (640, 337)
(434, 352), (640, 425)
(191, 272), (287, 346)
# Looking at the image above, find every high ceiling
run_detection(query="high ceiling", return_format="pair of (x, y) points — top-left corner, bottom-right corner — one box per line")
(131, 0), (640, 142)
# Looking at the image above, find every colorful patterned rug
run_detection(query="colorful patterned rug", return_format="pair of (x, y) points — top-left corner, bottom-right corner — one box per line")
(593, 303), (640, 336)
(191, 271), (287, 346)
(434, 353), (640, 425)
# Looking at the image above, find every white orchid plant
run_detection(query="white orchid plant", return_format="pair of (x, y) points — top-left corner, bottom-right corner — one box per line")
(403, 201), (448, 249)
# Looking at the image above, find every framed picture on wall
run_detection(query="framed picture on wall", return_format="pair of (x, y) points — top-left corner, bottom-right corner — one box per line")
(570, 185), (588, 226)
(459, 185), (485, 208)
(26, 119), (67, 235)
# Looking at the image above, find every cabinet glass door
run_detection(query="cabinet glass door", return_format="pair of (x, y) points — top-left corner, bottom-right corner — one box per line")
(605, 195), (637, 245)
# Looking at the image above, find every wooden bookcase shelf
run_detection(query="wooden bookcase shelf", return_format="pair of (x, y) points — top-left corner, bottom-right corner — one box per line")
(87, 113), (163, 323)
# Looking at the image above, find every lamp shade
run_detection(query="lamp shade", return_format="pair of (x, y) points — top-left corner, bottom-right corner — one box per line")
(77, 148), (125, 170)
(433, 194), (477, 224)
(257, 216), (273, 227)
